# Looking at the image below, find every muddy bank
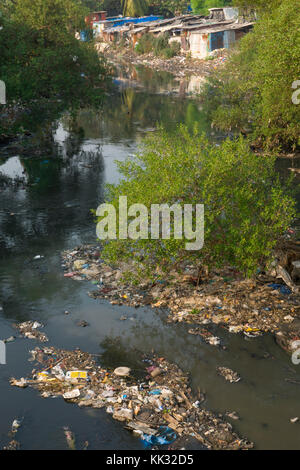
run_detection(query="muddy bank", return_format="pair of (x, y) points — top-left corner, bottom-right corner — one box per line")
(10, 345), (252, 450)
(99, 43), (227, 80)
(61, 245), (300, 356)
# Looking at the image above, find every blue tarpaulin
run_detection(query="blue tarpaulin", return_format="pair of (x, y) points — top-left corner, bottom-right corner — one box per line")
(105, 16), (163, 29)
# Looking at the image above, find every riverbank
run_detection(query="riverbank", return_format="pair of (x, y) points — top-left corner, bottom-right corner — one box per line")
(62, 244), (300, 355)
(98, 42), (228, 80)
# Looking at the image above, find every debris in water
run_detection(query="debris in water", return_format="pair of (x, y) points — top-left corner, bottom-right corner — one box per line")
(114, 367), (131, 377)
(226, 412), (240, 421)
(217, 367), (241, 383)
(10, 377), (28, 388)
(63, 426), (76, 450)
(10, 345), (252, 450)
(14, 321), (48, 342)
(3, 336), (15, 343)
(76, 320), (89, 327)
(188, 327), (222, 347)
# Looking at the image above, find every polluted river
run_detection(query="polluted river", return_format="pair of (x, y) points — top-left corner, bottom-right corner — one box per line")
(1, 65), (300, 450)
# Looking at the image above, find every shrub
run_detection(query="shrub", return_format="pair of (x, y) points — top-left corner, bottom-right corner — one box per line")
(135, 33), (181, 58)
(97, 126), (296, 276)
(201, 0), (300, 150)
(135, 33), (155, 54)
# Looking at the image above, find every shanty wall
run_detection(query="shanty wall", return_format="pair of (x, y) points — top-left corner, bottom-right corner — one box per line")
(189, 33), (210, 59)
(223, 30), (235, 49)
(188, 28), (244, 59)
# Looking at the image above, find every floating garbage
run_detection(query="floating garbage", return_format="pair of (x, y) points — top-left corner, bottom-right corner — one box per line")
(11, 419), (22, 434)
(217, 367), (241, 383)
(3, 336), (15, 343)
(76, 320), (89, 328)
(33, 255), (44, 260)
(141, 426), (177, 448)
(14, 321), (48, 343)
(9, 346), (252, 450)
(2, 440), (20, 450)
(226, 411), (240, 421)
(113, 367), (131, 377)
(63, 426), (76, 450)
(65, 371), (88, 380)
(10, 377), (28, 388)
(188, 327), (222, 347)
(2, 418), (23, 450)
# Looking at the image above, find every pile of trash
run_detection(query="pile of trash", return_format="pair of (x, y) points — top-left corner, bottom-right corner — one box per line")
(103, 44), (227, 79)
(13, 321), (48, 343)
(61, 245), (300, 345)
(10, 346), (252, 450)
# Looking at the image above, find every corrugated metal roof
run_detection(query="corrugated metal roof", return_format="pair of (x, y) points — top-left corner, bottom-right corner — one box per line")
(189, 22), (254, 35)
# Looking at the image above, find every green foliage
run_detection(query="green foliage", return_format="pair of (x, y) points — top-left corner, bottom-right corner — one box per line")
(135, 33), (180, 58)
(202, 0), (300, 150)
(82, 0), (188, 17)
(122, 0), (149, 17)
(149, 0), (188, 16)
(191, 0), (232, 15)
(233, 0), (282, 12)
(82, 0), (122, 16)
(0, 0), (108, 108)
(12, 0), (87, 39)
(135, 33), (154, 54)
(97, 126), (296, 276)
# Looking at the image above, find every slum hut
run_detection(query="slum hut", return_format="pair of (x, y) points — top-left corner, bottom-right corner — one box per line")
(85, 11), (107, 28)
(184, 22), (254, 59)
(96, 15), (163, 40)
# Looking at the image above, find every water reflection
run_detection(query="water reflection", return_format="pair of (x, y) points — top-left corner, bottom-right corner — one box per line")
(0, 63), (300, 450)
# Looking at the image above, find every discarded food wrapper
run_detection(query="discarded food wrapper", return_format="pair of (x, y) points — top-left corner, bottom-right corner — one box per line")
(65, 371), (88, 380)
(37, 371), (50, 381)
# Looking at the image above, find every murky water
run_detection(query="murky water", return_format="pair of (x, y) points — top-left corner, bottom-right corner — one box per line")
(1, 66), (300, 450)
